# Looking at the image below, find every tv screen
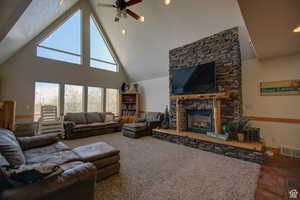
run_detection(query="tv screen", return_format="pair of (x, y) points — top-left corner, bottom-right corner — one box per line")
(171, 62), (216, 95)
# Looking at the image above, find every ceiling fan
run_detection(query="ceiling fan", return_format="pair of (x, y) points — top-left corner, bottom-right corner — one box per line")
(97, 0), (143, 22)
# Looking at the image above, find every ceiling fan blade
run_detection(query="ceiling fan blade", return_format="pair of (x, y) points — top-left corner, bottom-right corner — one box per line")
(126, 0), (142, 7)
(126, 9), (140, 20)
(97, 3), (115, 8)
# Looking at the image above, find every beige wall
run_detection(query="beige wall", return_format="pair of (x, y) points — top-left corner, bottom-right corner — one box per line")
(0, 1), (128, 122)
(136, 54), (300, 148)
(242, 54), (300, 148)
(137, 76), (169, 112)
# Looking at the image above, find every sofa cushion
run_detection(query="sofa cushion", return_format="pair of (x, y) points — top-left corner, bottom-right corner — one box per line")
(0, 128), (25, 166)
(73, 142), (119, 162)
(65, 113), (87, 124)
(86, 112), (102, 124)
(72, 124), (92, 133)
(25, 150), (80, 165)
(23, 142), (70, 159)
(104, 113), (114, 122)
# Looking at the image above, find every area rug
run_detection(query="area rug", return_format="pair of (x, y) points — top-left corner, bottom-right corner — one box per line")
(66, 132), (261, 200)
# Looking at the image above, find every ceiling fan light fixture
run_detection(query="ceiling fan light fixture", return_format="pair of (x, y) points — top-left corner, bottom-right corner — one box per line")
(293, 26), (300, 33)
(164, 0), (171, 6)
(139, 16), (145, 22)
(121, 29), (127, 35)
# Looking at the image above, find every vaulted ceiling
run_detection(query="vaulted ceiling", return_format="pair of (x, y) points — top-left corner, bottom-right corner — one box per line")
(238, 0), (300, 59)
(0, 0), (78, 63)
(91, 0), (255, 81)
(1, 0), (298, 82)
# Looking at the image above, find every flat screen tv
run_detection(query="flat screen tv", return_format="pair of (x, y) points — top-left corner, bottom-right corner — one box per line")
(171, 62), (216, 95)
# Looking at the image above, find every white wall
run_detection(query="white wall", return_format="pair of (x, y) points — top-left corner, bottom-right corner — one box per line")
(136, 54), (300, 148)
(137, 76), (169, 112)
(242, 54), (300, 148)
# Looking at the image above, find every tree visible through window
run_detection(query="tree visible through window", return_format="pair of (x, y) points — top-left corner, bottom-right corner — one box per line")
(106, 88), (119, 115)
(88, 87), (103, 112)
(90, 16), (117, 72)
(64, 84), (84, 113)
(37, 10), (82, 64)
(34, 82), (60, 121)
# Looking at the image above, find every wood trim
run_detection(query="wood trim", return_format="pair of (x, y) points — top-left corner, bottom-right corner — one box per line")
(170, 92), (230, 101)
(16, 113), (64, 119)
(16, 114), (33, 119)
(246, 116), (300, 124)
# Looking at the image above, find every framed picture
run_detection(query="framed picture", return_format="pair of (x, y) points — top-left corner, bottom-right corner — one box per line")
(260, 80), (300, 96)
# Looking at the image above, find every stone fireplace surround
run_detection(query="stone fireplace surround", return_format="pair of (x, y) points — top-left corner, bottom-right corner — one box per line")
(152, 27), (264, 164)
(169, 27), (242, 130)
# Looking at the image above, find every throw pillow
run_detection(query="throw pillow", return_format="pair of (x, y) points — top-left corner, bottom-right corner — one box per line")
(104, 114), (114, 122)
(65, 113), (87, 124)
(0, 128), (26, 166)
(86, 112), (102, 123)
(0, 163), (64, 190)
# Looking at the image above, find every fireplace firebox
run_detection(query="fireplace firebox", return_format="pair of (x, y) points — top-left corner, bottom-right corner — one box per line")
(186, 109), (213, 134)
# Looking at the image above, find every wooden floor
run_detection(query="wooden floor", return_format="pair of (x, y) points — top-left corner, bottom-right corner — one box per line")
(256, 154), (300, 200)
(153, 128), (263, 151)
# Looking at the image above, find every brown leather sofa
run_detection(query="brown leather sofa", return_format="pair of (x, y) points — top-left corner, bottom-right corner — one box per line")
(64, 112), (121, 139)
(0, 133), (97, 200)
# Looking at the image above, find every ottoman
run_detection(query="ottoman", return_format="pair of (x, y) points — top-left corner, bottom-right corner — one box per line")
(122, 123), (149, 138)
(73, 142), (120, 181)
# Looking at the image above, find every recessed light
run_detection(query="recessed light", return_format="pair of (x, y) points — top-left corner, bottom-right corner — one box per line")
(164, 0), (172, 6)
(121, 29), (127, 35)
(293, 26), (300, 33)
(139, 16), (145, 22)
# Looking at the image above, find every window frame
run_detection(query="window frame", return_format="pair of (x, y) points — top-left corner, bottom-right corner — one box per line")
(36, 9), (83, 65)
(87, 86), (104, 112)
(105, 88), (119, 115)
(89, 15), (119, 72)
(64, 84), (85, 114)
(34, 81), (61, 121)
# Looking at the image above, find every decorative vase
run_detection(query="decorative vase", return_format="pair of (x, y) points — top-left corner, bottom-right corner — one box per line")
(237, 133), (245, 142)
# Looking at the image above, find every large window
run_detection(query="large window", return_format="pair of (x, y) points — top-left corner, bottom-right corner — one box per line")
(105, 88), (119, 115)
(90, 16), (117, 72)
(64, 84), (84, 113)
(34, 82), (60, 121)
(87, 87), (103, 112)
(37, 10), (82, 64)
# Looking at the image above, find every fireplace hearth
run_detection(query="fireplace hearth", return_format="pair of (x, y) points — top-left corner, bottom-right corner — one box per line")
(187, 109), (213, 134)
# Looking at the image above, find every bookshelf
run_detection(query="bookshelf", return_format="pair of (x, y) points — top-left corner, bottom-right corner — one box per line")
(120, 91), (140, 123)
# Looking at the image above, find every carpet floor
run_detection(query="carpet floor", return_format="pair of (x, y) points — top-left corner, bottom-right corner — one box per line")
(65, 132), (261, 200)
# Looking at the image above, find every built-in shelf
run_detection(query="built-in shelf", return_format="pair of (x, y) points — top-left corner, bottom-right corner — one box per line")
(153, 128), (264, 152)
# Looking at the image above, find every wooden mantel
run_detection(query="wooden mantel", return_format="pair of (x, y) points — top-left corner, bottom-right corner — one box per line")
(170, 92), (230, 101)
(171, 92), (230, 134)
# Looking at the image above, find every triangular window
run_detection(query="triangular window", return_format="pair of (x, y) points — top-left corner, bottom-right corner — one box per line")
(37, 10), (82, 64)
(90, 16), (117, 72)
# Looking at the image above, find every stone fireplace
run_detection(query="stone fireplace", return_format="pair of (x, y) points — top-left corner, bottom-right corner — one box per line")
(186, 109), (213, 134)
(152, 27), (264, 164)
(169, 27), (242, 131)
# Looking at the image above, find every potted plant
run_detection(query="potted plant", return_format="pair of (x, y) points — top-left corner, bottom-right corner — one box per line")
(232, 118), (251, 142)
